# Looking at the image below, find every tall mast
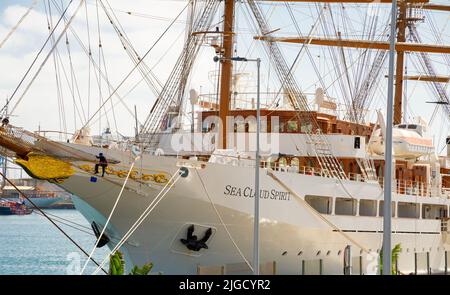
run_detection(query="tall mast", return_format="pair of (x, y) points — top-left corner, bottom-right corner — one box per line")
(218, 0), (235, 149)
(393, 0), (407, 125)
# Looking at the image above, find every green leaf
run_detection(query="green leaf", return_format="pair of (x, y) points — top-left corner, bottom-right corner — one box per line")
(108, 250), (154, 275)
(379, 243), (402, 275)
(129, 263), (153, 275)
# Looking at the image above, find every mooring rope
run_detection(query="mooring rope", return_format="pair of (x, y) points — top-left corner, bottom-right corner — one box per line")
(92, 168), (182, 275)
(0, 171), (108, 274)
(195, 169), (254, 272)
(80, 156), (140, 275)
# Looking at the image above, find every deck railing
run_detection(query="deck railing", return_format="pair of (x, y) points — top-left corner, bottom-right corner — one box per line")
(257, 160), (449, 198)
(441, 218), (449, 232)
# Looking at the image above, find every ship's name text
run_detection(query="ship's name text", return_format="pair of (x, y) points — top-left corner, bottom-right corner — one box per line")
(224, 185), (291, 201)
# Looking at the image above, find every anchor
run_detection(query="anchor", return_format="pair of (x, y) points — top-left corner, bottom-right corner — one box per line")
(180, 225), (212, 251)
(91, 221), (110, 248)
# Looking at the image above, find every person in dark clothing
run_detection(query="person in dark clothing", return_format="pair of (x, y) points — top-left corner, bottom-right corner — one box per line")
(95, 153), (108, 177)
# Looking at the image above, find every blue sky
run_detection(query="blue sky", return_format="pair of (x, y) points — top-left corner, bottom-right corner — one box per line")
(0, 0), (31, 10)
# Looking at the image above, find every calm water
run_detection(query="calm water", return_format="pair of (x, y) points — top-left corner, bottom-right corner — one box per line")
(0, 209), (110, 275)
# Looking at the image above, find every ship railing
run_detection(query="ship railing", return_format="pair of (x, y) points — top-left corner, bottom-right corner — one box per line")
(228, 158), (448, 198)
(377, 177), (443, 197)
(442, 188), (450, 199)
(0, 125), (37, 146)
(348, 173), (365, 182)
(441, 218), (449, 232)
(197, 91), (349, 117)
(260, 161), (356, 180)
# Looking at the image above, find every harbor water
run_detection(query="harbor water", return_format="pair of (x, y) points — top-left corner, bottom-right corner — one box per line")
(0, 209), (110, 275)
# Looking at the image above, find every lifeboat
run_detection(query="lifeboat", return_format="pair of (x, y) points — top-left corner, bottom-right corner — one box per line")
(368, 124), (434, 159)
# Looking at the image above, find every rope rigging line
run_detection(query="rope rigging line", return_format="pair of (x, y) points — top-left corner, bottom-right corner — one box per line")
(64, 27), (88, 126)
(81, 2), (190, 131)
(195, 169), (254, 272)
(247, 1), (350, 181)
(54, 0), (138, 126)
(284, 3), (328, 100)
(116, 26), (185, 105)
(80, 156), (140, 275)
(101, 0), (164, 93)
(96, 0), (104, 135)
(32, 209), (123, 242)
(100, 46), (120, 136)
(84, 0), (92, 119)
(9, 0), (87, 116)
(47, 0), (91, 133)
(96, 0), (160, 133)
(53, 48), (87, 128)
(139, 0), (220, 140)
(92, 168), (183, 275)
(85, 2), (188, 25)
(45, 0), (68, 139)
(267, 171), (370, 254)
(1, 0), (75, 116)
(0, 0), (38, 49)
(0, 170), (108, 274)
(35, 210), (122, 244)
(8, 0), (136, 133)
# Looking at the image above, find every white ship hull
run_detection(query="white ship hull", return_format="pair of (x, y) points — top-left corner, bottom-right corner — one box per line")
(57, 153), (450, 275)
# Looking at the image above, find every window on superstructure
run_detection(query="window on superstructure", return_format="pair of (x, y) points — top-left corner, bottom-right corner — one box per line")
(300, 122), (312, 133)
(335, 198), (357, 216)
(287, 120), (298, 132)
(359, 199), (377, 217)
(305, 195), (332, 214)
(290, 158), (300, 172)
(236, 122), (245, 132)
(246, 120), (256, 133)
(379, 201), (396, 217)
(422, 204), (447, 219)
(279, 157), (288, 171)
(354, 137), (361, 149)
(398, 202), (420, 219)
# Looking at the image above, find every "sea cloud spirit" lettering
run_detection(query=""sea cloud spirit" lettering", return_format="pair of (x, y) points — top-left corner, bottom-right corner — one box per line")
(223, 185), (291, 201)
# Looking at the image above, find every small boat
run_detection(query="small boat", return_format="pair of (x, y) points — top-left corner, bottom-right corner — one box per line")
(0, 200), (33, 216)
(1, 179), (67, 209)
